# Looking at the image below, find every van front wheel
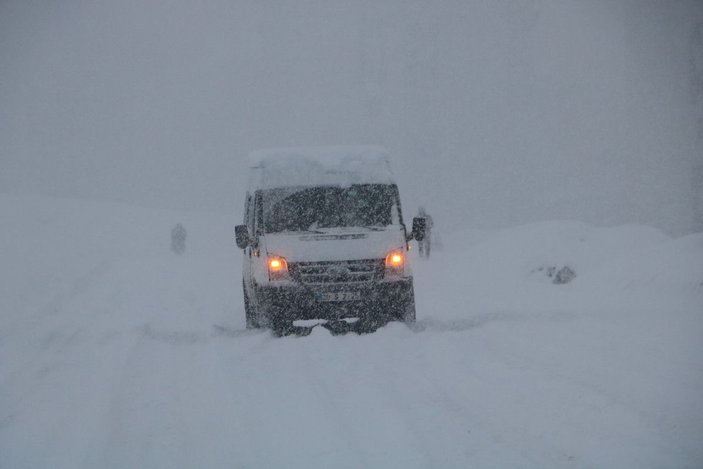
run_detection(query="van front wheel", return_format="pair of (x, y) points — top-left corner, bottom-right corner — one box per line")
(402, 299), (416, 324)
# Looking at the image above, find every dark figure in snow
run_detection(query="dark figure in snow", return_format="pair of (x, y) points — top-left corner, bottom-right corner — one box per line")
(171, 223), (187, 255)
(417, 207), (433, 258)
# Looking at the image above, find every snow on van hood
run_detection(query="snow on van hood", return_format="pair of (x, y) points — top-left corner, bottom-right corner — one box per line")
(263, 226), (406, 262)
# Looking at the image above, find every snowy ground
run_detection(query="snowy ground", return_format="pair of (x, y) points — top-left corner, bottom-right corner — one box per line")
(1, 195), (702, 468)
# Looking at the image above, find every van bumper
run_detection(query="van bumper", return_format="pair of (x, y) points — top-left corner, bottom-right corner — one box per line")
(254, 278), (415, 329)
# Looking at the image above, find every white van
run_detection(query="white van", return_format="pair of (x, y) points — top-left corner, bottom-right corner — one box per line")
(235, 146), (426, 335)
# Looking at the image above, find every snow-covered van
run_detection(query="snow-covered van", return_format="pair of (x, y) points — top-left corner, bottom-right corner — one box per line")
(235, 146), (426, 335)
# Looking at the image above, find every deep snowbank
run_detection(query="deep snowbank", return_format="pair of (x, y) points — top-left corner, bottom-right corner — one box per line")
(427, 221), (699, 313)
(1, 195), (701, 468)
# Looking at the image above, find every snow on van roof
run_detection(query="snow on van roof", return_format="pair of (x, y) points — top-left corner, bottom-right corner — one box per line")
(247, 146), (395, 189)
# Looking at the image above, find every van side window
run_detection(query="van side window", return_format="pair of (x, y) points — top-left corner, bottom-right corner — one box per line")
(254, 191), (263, 236)
(246, 193), (255, 232)
(391, 184), (404, 227)
(244, 193), (251, 225)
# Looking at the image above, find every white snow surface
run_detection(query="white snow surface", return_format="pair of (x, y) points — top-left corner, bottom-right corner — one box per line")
(247, 146), (394, 189)
(1, 195), (702, 468)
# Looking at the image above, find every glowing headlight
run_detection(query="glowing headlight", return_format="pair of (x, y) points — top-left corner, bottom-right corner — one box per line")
(385, 249), (405, 276)
(267, 255), (290, 280)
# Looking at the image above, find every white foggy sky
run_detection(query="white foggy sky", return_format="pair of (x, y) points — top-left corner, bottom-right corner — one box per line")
(1, 0), (701, 234)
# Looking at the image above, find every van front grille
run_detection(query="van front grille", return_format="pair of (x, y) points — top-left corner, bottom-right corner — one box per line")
(288, 259), (384, 284)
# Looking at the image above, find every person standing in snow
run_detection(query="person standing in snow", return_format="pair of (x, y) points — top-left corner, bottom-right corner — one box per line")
(417, 207), (433, 258)
(171, 223), (187, 255)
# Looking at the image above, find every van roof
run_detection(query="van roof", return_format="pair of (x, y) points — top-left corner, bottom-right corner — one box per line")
(247, 146), (395, 189)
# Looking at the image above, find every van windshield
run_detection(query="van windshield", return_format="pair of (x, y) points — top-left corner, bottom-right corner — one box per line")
(262, 184), (399, 233)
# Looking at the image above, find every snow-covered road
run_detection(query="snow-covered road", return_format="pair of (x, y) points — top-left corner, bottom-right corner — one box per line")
(1, 196), (702, 468)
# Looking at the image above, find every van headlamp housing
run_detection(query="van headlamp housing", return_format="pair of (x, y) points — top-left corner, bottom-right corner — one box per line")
(267, 255), (290, 281)
(384, 249), (405, 277)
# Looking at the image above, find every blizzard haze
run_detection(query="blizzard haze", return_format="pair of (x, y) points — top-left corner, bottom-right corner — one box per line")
(2, 0), (702, 234)
(2, 3), (703, 468)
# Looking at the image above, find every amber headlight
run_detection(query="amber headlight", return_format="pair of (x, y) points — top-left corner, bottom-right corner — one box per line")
(384, 249), (405, 276)
(267, 255), (290, 281)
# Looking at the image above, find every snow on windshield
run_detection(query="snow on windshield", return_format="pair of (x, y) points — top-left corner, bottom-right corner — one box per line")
(263, 184), (399, 233)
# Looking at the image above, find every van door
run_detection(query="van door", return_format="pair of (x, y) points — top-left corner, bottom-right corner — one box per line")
(250, 190), (266, 285)
(242, 192), (255, 290)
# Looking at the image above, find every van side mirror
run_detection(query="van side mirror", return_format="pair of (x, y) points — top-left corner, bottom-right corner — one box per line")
(412, 217), (426, 241)
(235, 225), (250, 249)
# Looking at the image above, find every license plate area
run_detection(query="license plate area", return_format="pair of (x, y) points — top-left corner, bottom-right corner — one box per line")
(317, 291), (362, 302)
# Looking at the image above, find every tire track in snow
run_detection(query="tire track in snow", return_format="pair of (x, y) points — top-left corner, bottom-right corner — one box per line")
(295, 335), (377, 468)
(295, 326), (482, 468)
(359, 327), (519, 467)
(89, 316), (203, 465)
(0, 261), (112, 391)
